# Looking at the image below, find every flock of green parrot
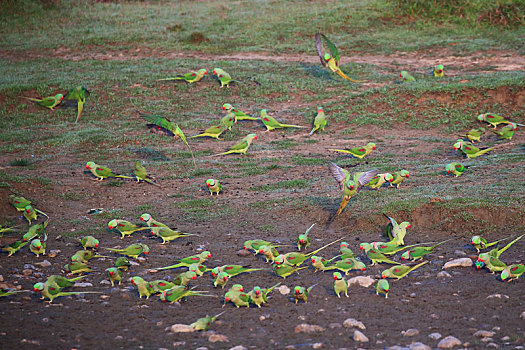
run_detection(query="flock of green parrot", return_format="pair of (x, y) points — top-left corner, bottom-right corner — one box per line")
(5, 33), (523, 333)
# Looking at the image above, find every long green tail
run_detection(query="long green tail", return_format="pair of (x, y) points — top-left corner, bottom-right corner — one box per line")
(497, 234), (524, 257)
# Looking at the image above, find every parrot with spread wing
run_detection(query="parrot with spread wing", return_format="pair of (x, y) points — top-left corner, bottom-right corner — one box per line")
(85, 162), (133, 181)
(65, 86), (90, 123)
(308, 107), (327, 136)
(381, 261), (428, 280)
(329, 162), (379, 216)
(213, 68), (234, 87)
(315, 33), (364, 83)
(104, 243), (149, 259)
(260, 109), (304, 131)
(24, 93), (63, 109)
(108, 219), (149, 239)
(157, 68), (207, 83)
(297, 223), (315, 251)
(383, 214), (411, 246)
(213, 133), (257, 156)
(222, 103), (259, 121)
(206, 179), (222, 195)
(329, 142), (376, 159)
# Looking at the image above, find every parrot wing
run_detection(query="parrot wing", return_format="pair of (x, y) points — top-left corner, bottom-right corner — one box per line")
(356, 169), (380, 188)
(315, 33), (340, 66)
(329, 162), (350, 191)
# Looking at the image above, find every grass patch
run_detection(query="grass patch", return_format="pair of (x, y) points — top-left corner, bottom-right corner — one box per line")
(249, 179), (308, 192)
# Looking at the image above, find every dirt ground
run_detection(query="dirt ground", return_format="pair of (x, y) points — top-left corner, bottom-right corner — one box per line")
(1, 49), (525, 350)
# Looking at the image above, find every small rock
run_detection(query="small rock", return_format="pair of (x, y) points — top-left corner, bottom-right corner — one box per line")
(454, 250), (466, 256)
(428, 332), (442, 340)
(437, 271), (451, 278)
(23, 264), (36, 270)
(208, 334), (228, 343)
(170, 324), (194, 333)
(137, 257), (146, 263)
(0, 275), (3, 282)
(353, 330), (369, 343)
(100, 295), (110, 299)
(486, 294), (509, 299)
(140, 305), (149, 309)
(482, 337), (493, 343)
(22, 269), (33, 276)
(115, 336), (123, 340)
(443, 258), (472, 269)
(437, 336), (461, 348)
(298, 315), (307, 321)
(195, 347), (207, 350)
(37, 259), (53, 267)
(229, 346), (247, 350)
(329, 323), (342, 329)
(385, 346), (406, 350)
(259, 316), (266, 321)
(343, 318), (366, 330)
(492, 326), (500, 331)
(429, 314), (439, 320)
(521, 311), (525, 319)
(474, 330), (495, 338)
(347, 276), (376, 288)
(312, 343), (323, 349)
(74, 282), (93, 288)
(294, 324), (325, 333)
(500, 336), (510, 341)
(100, 280), (111, 285)
(409, 342), (430, 350)
(402, 329), (419, 337)
(278, 285), (290, 295)
(42, 318), (49, 323)
(409, 293), (416, 298)
(48, 250), (60, 258)
(487, 343), (498, 348)
(236, 249), (251, 257)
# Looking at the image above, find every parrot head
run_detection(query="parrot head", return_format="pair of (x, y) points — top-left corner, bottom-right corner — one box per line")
(140, 213), (151, 222)
(401, 222), (411, 229)
(445, 164), (454, 173)
(294, 286), (303, 295)
(453, 141), (462, 151)
(189, 271), (198, 280)
(475, 260), (484, 270)
(470, 236), (481, 245)
(400, 251), (410, 260)
(150, 230), (156, 236)
(130, 277), (137, 285)
(367, 142), (376, 150)
(94, 240), (99, 248)
(385, 173), (394, 182)
(400, 71), (409, 78)
(323, 53), (331, 62)
(500, 270), (509, 281)
(476, 114), (485, 122)
(345, 180), (355, 191)
(359, 243), (371, 251)
(340, 241), (348, 248)
(107, 219), (118, 229)
(509, 122), (517, 130)
(231, 284), (244, 292)
(274, 255), (284, 265)
(222, 103), (232, 111)
(317, 107), (324, 113)
(333, 272), (342, 280)
(211, 267), (219, 277)
(33, 282), (45, 292)
(85, 161), (95, 170)
(56, 93), (64, 101)
(206, 179), (215, 187)
(253, 286), (261, 296)
(202, 251), (211, 259)
(108, 269), (115, 276)
(435, 65), (443, 74)
(25, 206), (32, 213)
(400, 170), (409, 178)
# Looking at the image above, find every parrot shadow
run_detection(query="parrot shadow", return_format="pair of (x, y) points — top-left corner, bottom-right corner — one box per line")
(299, 63), (335, 81)
(130, 147), (169, 161)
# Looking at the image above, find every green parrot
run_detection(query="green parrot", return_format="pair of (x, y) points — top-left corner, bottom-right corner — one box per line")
(80, 236), (99, 250)
(190, 311), (225, 331)
(334, 241), (355, 261)
(480, 255), (508, 274)
(228, 284), (244, 293)
(33, 282), (97, 303)
(115, 256), (132, 271)
(148, 280), (175, 293)
(260, 109), (304, 131)
(366, 173), (394, 190)
(220, 111), (236, 130)
(173, 270), (198, 286)
(71, 250), (107, 263)
(23, 205), (38, 224)
(153, 251), (211, 271)
(157, 68), (207, 83)
(29, 239), (46, 257)
(400, 71), (415, 83)
(24, 93), (64, 109)
(160, 286), (214, 303)
(381, 261), (428, 280)
(310, 255), (331, 272)
(433, 64), (444, 77)
(360, 241), (423, 256)
(364, 247), (400, 266)
(0, 289), (27, 298)
(477, 234), (523, 267)
(63, 262), (92, 275)
(213, 68), (234, 87)
(130, 276), (154, 299)
(140, 213), (169, 228)
(104, 243), (150, 259)
(46, 275), (85, 289)
(273, 264), (307, 279)
(224, 290), (250, 307)
(247, 283), (280, 308)
(85, 161), (133, 181)
(65, 86), (90, 123)
(275, 238), (341, 266)
(328, 142), (376, 159)
(190, 123), (229, 139)
(133, 161), (160, 186)
(376, 279), (389, 298)
(222, 103), (259, 121)
(401, 239), (453, 261)
(188, 263), (208, 276)
(106, 267), (123, 286)
(445, 162), (468, 177)
(22, 222), (47, 242)
(333, 272), (348, 298)
(460, 127), (485, 142)
(139, 113), (196, 167)
(476, 113), (511, 128)
(213, 133), (257, 156)
(213, 271), (229, 288)
(108, 219), (149, 239)
(211, 265), (264, 278)
(258, 245), (280, 263)
(315, 33), (365, 83)
(243, 239), (274, 253)
(390, 170), (409, 188)
(297, 223), (315, 251)
(0, 225), (15, 234)
(491, 122), (517, 140)
(308, 107), (327, 136)
(150, 226), (192, 244)
(453, 140), (498, 159)
(2, 240), (29, 256)
(322, 258), (366, 275)
(383, 214), (411, 246)
(206, 179), (222, 195)
(500, 264), (524, 281)
(294, 284), (317, 304)
(329, 162), (379, 216)
(470, 235), (509, 253)
(9, 195), (32, 211)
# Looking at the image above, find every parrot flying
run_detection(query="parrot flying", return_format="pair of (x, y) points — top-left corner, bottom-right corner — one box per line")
(260, 109), (304, 131)
(213, 133), (257, 156)
(308, 107), (327, 136)
(328, 142), (376, 159)
(206, 179), (222, 195)
(213, 68), (234, 87)
(85, 162), (133, 181)
(157, 68), (207, 83)
(315, 33), (365, 83)
(24, 93), (64, 109)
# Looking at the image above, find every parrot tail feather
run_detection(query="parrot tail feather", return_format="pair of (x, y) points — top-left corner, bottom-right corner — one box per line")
(336, 69), (366, 83)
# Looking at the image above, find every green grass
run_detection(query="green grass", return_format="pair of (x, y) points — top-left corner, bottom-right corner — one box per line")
(249, 179), (309, 192)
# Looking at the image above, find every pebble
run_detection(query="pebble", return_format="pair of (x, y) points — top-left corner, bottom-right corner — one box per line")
(385, 346), (407, 350)
(35, 260), (52, 268)
(115, 336), (123, 340)
(170, 324), (195, 333)
(500, 336), (510, 341)
(22, 269), (33, 276)
(259, 316), (266, 321)
(278, 285), (290, 295)
(343, 318), (366, 330)
(437, 336), (461, 348)
(437, 271), (452, 278)
(409, 343), (430, 350)
(442, 258), (472, 269)
(100, 280), (111, 285)
(48, 250), (60, 258)
(492, 326), (500, 331)
(454, 250), (467, 256)
(347, 276), (376, 288)
(486, 294), (509, 299)
(229, 346), (247, 350)
(402, 329), (419, 337)
(429, 314), (439, 319)
(521, 311), (525, 319)
(352, 330), (369, 343)
(137, 257), (147, 263)
(487, 343), (499, 348)
(481, 338), (493, 343)
(24, 264), (36, 270)
(74, 282), (93, 288)
(474, 330), (495, 338)
(312, 343), (323, 349)
(329, 323), (342, 329)
(0, 275), (3, 282)
(236, 249), (251, 257)
(428, 332), (442, 340)
(42, 318), (49, 323)
(208, 334), (228, 343)
(294, 324), (325, 333)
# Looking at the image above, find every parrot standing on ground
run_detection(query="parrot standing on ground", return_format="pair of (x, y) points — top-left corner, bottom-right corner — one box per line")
(140, 213), (169, 228)
(453, 140), (500, 159)
(477, 234), (524, 268)
(213, 68), (234, 87)
(491, 122), (517, 140)
(222, 103), (259, 121)
(294, 284), (317, 304)
(500, 264), (524, 281)
(33, 281), (97, 303)
(29, 239), (45, 257)
(445, 162), (468, 177)
(213, 133), (257, 156)
(211, 265), (264, 278)
(24, 93), (64, 109)
(22, 222), (47, 242)
(9, 195), (32, 211)
(297, 223), (315, 251)
(275, 238), (341, 266)
(273, 264), (307, 279)
(153, 251), (211, 271)
(173, 270), (198, 286)
(333, 272), (348, 298)
(460, 128), (485, 142)
(376, 279), (389, 298)
(401, 239), (453, 261)
(381, 261), (428, 280)
(329, 162), (379, 216)
(150, 226), (192, 244)
(308, 107), (327, 136)
(80, 236), (99, 249)
(190, 123), (230, 140)
(160, 286), (214, 304)
(364, 247), (400, 266)
(104, 243), (149, 259)
(148, 280), (175, 294)
(315, 33), (365, 83)
(157, 68), (207, 83)
(247, 283), (280, 308)
(85, 162), (133, 181)
(108, 219), (149, 239)
(213, 271), (229, 288)
(322, 258), (366, 275)
(366, 173), (394, 190)
(115, 257), (132, 271)
(329, 142), (376, 159)
(260, 109), (304, 131)
(66, 86), (90, 123)
(432, 65), (444, 77)
(106, 267), (123, 286)
(310, 255), (330, 272)
(63, 262), (92, 274)
(190, 311), (225, 331)
(223, 290), (250, 308)
(206, 179), (222, 195)
(390, 170), (409, 188)
(400, 71), (415, 82)
(330, 241), (355, 261)
(134, 161), (160, 186)
(476, 113), (520, 128)
(470, 235), (508, 253)
(130, 276), (154, 299)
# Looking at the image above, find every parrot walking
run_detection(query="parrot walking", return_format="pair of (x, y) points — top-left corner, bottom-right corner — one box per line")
(247, 283), (280, 308)
(108, 219), (149, 239)
(328, 142), (376, 159)
(491, 122), (517, 140)
(29, 239), (46, 257)
(106, 267), (123, 286)
(115, 257), (132, 271)
(24, 93), (64, 109)
(2, 240), (29, 256)
(401, 239), (453, 261)
(46, 275), (86, 289)
(383, 214), (411, 246)
(33, 282), (97, 303)
(333, 272), (348, 298)
(223, 290), (250, 308)
(366, 173), (394, 190)
(297, 223), (315, 251)
(9, 195), (32, 211)
(140, 213), (169, 228)
(470, 235), (509, 253)
(364, 247), (400, 266)
(460, 128), (485, 142)
(453, 140), (500, 159)
(150, 226), (192, 244)
(500, 264), (524, 281)
(213, 271), (229, 288)
(130, 276), (154, 299)
(273, 264), (307, 279)
(213, 133), (257, 156)
(211, 265), (264, 278)
(329, 162), (379, 216)
(213, 68), (234, 87)
(173, 270), (198, 286)
(390, 170), (409, 188)
(80, 236), (99, 250)
(294, 284), (317, 304)
(376, 279), (390, 298)
(476, 113), (519, 128)
(153, 251), (211, 271)
(477, 234), (524, 268)
(400, 71), (415, 83)
(157, 68), (207, 83)
(328, 241), (355, 262)
(222, 103), (259, 121)
(190, 123), (230, 139)
(315, 33), (365, 83)
(322, 258), (366, 275)
(160, 286), (214, 303)
(260, 110), (304, 131)
(148, 280), (175, 294)
(134, 161), (160, 186)
(104, 243), (150, 259)
(65, 86), (90, 123)
(85, 162), (133, 181)
(190, 311), (225, 331)
(308, 107), (327, 136)
(206, 179), (222, 195)
(381, 261), (428, 280)
(22, 222), (47, 242)
(275, 238), (341, 266)
(432, 64), (444, 77)
(445, 162), (469, 177)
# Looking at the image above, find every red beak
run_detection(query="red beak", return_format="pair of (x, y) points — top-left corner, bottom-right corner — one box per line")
(95, 244), (98, 248)
(144, 252), (149, 255)
(254, 136), (257, 140)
